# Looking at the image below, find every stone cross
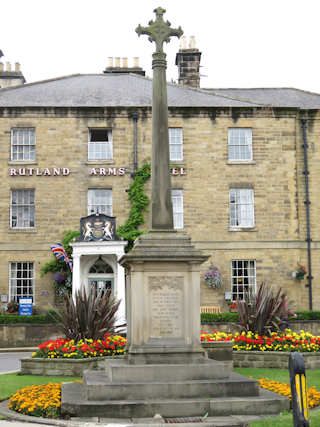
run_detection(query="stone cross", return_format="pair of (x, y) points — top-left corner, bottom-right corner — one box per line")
(136, 8), (183, 230)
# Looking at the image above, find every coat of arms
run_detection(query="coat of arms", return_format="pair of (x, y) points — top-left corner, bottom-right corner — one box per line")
(80, 214), (116, 241)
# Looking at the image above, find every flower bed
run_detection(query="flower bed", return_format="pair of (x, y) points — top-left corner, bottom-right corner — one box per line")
(9, 382), (62, 418)
(258, 378), (320, 409)
(32, 334), (126, 359)
(201, 329), (320, 352)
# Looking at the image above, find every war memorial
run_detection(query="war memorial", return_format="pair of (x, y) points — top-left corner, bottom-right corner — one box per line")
(61, 8), (287, 423)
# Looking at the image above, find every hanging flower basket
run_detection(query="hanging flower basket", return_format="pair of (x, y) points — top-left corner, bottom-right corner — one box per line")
(295, 264), (307, 281)
(53, 272), (67, 283)
(204, 264), (222, 289)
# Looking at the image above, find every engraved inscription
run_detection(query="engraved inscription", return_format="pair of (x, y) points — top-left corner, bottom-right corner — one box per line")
(149, 276), (184, 338)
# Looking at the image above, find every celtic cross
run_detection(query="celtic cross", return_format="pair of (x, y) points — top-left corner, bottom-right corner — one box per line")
(136, 7), (183, 54)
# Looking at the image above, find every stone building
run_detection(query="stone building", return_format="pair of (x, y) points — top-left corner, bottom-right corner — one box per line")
(0, 47), (319, 314)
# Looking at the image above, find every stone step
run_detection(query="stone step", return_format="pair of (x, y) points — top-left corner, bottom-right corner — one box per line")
(95, 359), (230, 383)
(62, 382), (289, 419)
(83, 372), (259, 401)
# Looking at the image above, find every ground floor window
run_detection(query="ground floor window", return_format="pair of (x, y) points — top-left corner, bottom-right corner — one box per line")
(231, 259), (256, 301)
(9, 262), (34, 302)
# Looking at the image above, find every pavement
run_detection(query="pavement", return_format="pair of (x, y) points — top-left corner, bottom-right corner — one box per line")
(0, 351), (33, 374)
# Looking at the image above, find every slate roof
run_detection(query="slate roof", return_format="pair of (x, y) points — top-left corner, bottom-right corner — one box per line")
(205, 88), (320, 109)
(0, 74), (320, 109)
(0, 74), (263, 108)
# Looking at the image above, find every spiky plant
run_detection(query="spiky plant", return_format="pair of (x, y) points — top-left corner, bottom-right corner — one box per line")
(237, 282), (284, 336)
(53, 288), (122, 341)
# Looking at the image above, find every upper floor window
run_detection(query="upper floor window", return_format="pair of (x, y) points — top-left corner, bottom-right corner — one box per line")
(229, 188), (254, 228)
(11, 189), (35, 228)
(88, 129), (112, 161)
(169, 128), (183, 161)
(231, 259), (256, 301)
(172, 189), (184, 229)
(9, 262), (34, 303)
(228, 128), (252, 161)
(88, 189), (112, 216)
(11, 128), (35, 161)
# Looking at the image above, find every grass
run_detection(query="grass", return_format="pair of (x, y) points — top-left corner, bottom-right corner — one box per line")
(234, 368), (320, 426)
(0, 373), (80, 401)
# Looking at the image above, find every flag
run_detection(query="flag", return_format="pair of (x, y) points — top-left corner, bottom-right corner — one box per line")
(50, 243), (73, 272)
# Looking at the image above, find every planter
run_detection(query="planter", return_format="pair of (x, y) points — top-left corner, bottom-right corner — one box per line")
(20, 341), (234, 376)
(20, 355), (125, 376)
(233, 351), (320, 369)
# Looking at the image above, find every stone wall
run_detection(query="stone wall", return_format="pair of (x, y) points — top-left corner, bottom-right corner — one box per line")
(233, 351), (320, 369)
(0, 323), (59, 348)
(201, 320), (320, 335)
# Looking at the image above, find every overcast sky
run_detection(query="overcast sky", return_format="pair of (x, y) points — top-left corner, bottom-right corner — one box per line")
(1, 0), (320, 92)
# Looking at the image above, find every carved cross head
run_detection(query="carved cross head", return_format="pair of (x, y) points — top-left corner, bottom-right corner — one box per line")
(136, 7), (183, 53)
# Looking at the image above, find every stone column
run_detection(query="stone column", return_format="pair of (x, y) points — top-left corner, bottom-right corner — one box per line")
(72, 254), (81, 301)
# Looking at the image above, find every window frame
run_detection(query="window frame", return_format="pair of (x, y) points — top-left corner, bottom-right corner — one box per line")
(88, 128), (113, 161)
(10, 189), (35, 229)
(11, 128), (36, 162)
(231, 259), (256, 301)
(87, 188), (112, 216)
(9, 261), (34, 303)
(169, 128), (183, 162)
(172, 188), (184, 230)
(229, 188), (254, 228)
(228, 128), (253, 162)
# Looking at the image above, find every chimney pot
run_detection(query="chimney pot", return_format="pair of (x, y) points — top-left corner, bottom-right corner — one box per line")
(122, 57), (128, 68)
(115, 57), (120, 67)
(133, 57), (139, 67)
(6, 62), (11, 72)
(0, 62), (3, 72)
(189, 36), (196, 49)
(180, 36), (187, 49)
(108, 57), (113, 67)
(15, 62), (20, 72)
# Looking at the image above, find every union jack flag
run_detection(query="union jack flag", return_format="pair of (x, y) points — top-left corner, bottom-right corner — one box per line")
(50, 243), (73, 272)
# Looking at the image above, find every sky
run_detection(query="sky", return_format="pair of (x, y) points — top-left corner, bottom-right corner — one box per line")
(1, 0), (320, 92)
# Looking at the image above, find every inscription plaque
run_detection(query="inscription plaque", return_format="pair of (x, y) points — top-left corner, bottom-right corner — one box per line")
(149, 276), (184, 338)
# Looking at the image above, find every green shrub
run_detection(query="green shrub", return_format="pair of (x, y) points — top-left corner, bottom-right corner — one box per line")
(0, 314), (58, 324)
(201, 312), (239, 323)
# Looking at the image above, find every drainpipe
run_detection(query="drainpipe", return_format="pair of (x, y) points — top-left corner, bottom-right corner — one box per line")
(301, 118), (313, 310)
(132, 112), (138, 173)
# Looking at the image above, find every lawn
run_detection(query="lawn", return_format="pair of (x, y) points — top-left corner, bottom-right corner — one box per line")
(0, 373), (80, 401)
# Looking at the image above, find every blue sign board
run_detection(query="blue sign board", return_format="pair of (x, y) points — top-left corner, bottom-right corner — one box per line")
(19, 297), (33, 316)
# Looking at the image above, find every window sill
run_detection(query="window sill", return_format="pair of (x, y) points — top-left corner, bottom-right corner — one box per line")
(229, 227), (257, 232)
(227, 160), (256, 165)
(8, 161), (38, 165)
(170, 161), (184, 165)
(9, 228), (37, 234)
(86, 160), (114, 165)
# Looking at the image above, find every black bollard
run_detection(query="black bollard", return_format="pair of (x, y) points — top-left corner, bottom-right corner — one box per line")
(289, 352), (310, 427)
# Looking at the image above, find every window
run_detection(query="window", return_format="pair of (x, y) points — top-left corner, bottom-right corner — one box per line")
(229, 188), (254, 228)
(231, 260), (256, 301)
(11, 189), (35, 228)
(88, 189), (112, 215)
(11, 128), (35, 161)
(169, 128), (183, 161)
(88, 129), (112, 160)
(9, 262), (34, 302)
(228, 128), (252, 161)
(172, 189), (183, 229)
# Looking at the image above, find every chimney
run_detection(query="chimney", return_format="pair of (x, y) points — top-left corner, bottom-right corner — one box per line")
(175, 36), (202, 88)
(0, 59), (26, 88)
(103, 56), (145, 76)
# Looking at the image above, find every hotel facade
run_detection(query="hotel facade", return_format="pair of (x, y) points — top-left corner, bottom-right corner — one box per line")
(0, 47), (320, 314)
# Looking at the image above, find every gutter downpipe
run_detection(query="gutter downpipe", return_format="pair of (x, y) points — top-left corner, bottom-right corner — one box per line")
(132, 112), (138, 173)
(301, 118), (313, 310)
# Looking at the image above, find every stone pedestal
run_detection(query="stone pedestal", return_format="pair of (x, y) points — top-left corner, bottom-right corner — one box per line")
(119, 230), (208, 364)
